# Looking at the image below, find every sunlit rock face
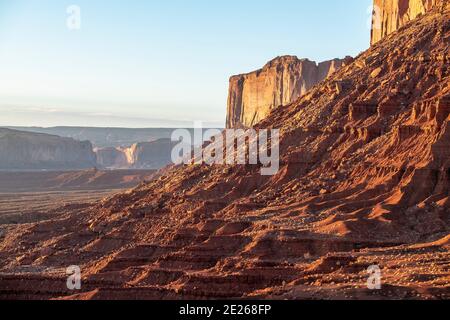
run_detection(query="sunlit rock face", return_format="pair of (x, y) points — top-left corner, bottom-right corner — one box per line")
(226, 55), (352, 128)
(1, 6), (449, 301)
(371, 0), (445, 45)
(0, 128), (97, 170)
(94, 139), (177, 169)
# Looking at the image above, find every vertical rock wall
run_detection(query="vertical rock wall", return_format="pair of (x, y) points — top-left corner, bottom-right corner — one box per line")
(371, 0), (445, 45)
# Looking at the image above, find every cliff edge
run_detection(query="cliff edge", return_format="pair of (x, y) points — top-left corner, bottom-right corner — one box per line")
(0, 128), (97, 170)
(371, 0), (446, 45)
(226, 55), (352, 128)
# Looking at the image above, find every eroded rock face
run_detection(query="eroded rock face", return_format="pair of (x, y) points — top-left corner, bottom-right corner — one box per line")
(0, 128), (97, 170)
(226, 55), (353, 128)
(371, 0), (446, 45)
(127, 139), (177, 169)
(95, 147), (129, 168)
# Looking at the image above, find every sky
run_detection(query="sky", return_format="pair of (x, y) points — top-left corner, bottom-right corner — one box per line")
(0, 0), (373, 128)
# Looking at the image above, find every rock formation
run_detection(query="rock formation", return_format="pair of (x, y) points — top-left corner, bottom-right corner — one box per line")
(8, 127), (176, 148)
(0, 128), (97, 170)
(226, 55), (353, 128)
(1, 6), (449, 300)
(0, 169), (156, 192)
(95, 139), (177, 169)
(371, 0), (446, 45)
(126, 139), (177, 169)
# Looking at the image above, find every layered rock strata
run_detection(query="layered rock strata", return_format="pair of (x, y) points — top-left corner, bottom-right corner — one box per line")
(95, 139), (177, 170)
(371, 0), (446, 45)
(226, 55), (353, 128)
(0, 128), (96, 170)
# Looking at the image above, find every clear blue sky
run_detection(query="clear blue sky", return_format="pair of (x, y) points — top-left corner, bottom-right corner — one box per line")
(0, 0), (373, 128)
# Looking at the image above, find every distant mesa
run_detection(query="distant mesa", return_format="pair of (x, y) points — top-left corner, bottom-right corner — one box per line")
(226, 55), (353, 128)
(0, 128), (96, 170)
(227, 0), (448, 129)
(7, 127), (176, 148)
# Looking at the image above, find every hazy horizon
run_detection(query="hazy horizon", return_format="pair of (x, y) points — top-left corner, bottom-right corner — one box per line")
(0, 0), (373, 127)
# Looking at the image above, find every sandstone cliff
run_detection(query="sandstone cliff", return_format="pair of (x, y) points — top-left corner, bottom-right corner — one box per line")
(371, 0), (446, 45)
(0, 128), (97, 170)
(95, 147), (129, 168)
(10, 127), (175, 148)
(226, 55), (352, 128)
(1, 6), (449, 301)
(95, 139), (177, 169)
(0, 169), (155, 192)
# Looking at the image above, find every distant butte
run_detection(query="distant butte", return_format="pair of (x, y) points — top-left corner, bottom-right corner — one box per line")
(371, 0), (446, 45)
(226, 55), (353, 128)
